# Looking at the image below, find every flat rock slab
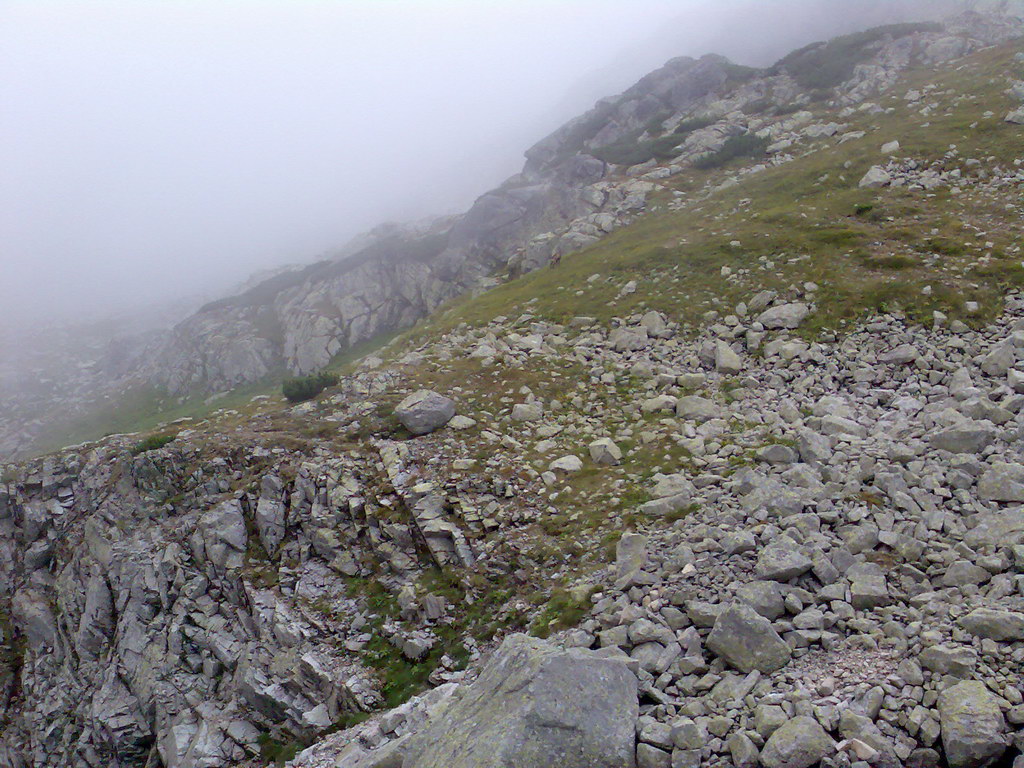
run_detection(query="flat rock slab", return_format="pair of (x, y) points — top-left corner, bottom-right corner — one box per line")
(707, 602), (791, 673)
(403, 634), (639, 768)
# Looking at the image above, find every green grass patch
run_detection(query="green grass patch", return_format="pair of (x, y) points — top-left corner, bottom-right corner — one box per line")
(131, 432), (177, 455)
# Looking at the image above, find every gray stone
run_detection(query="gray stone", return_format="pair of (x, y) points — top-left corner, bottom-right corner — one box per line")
(757, 303), (810, 330)
(942, 560), (990, 587)
(919, 644), (977, 678)
(760, 716), (834, 768)
(978, 462), (1024, 502)
(965, 509), (1024, 547)
(859, 166), (891, 188)
(636, 743), (671, 768)
(756, 444), (799, 465)
(511, 402), (544, 422)
(728, 732), (760, 768)
(755, 540), (813, 581)
(616, 533), (648, 581)
(403, 634), (637, 768)
(589, 438), (622, 466)
(706, 602), (791, 673)
(395, 390), (456, 435)
(958, 608), (1024, 641)
(938, 680), (1007, 768)
(981, 343), (1016, 377)
(736, 580), (785, 620)
(675, 396), (719, 422)
(930, 425), (996, 454)
(715, 341), (743, 374)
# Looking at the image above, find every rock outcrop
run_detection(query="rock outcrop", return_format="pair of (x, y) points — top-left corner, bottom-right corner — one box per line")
(402, 634), (638, 768)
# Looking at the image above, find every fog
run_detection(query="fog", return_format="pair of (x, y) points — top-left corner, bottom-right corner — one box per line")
(1, 0), (964, 325)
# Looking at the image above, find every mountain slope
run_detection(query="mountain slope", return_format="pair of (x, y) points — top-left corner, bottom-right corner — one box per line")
(145, 12), (1021, 397)
(1, 11), (1024, 768)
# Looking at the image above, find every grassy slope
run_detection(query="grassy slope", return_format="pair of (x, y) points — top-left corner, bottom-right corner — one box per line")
(405, 42), (1023, 344)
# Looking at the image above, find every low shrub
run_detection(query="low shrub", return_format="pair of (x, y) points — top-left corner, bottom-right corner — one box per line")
(132, 433), (176, 455)
(282, 371), (339, 403)
(672, 116), (715, 135)
(692, 134), (769, 170)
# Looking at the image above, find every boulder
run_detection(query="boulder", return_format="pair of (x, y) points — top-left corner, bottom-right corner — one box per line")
(964, 509), (1024, 547)
(511, 402), (544, 422)
(938, 680), (1007, 768)
(756, 303), (810, 330)
(395, 390), (456, 435)
(707, 603), (791, 673)
(588, 438), (622, 466)
(977, 462), (1024, 502)
(549, 455), (583, 473)
(715, 341), (743, 374)
(403, 634), (638, 768)
(919, 644), (977, 678)
(958, 608), (1024, 641)
(675, 396), (719, 422)
(616, 533), (648, 583)
(760, 716), (834, 768)
(755, 540), (813, 581)
(1006, 106), (1024, 124)
(929, 425), (996, 454)
(859, 166), (892, 188)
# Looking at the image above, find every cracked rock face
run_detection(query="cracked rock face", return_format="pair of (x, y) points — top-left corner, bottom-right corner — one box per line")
(401, 634), (639, 768)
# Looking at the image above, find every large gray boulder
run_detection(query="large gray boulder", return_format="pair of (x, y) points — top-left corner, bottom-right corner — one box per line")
(938, 680), (1007, 768)
(759, 716), (834, 768)
(858, 166), (892, 188)
(755, 540), (812, 581)
(977, 462), (1024, 502)
(929, 424), (996, 454)
(707, 603), (791, 673)
(958, 608), (1024, 641)
(403, 634), (638, 768)
(756, 302), (810, 330)
(395, 390), (456, 435)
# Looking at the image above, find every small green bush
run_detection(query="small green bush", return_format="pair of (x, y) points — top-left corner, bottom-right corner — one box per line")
(744, 98), (773, 115)
(692, 134), (769, 170)
(132, 433), (176, 455)
(591, 137), (658, 166)
(282, 371), (339, 403)
(774, 102), (803, 116)
(672, 116), (715, 135)
(642, 110), (673, 135)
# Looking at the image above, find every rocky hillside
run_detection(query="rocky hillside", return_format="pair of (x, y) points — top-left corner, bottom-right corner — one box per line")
(3, 10), (1024, 768)
(145, 11), (1021, 398)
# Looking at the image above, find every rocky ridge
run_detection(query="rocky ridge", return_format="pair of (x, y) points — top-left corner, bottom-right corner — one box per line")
(146, 11), (1022, 397)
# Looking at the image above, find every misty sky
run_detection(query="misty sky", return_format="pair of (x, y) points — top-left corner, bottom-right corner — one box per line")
(1, 0), (962, 324)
